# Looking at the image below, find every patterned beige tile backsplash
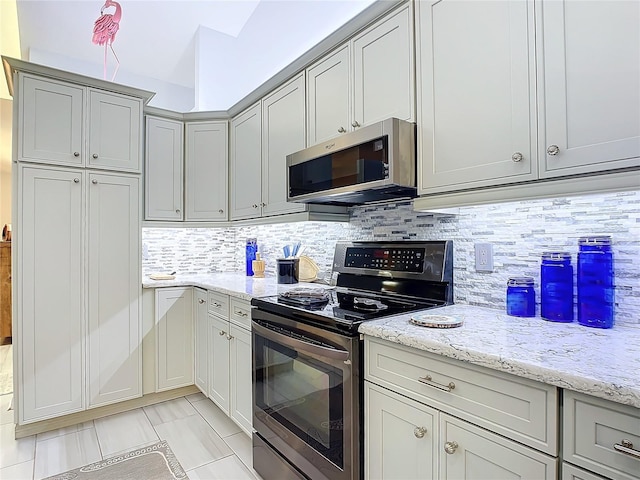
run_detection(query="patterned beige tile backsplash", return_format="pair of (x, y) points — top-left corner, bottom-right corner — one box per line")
(143, 190), (640, 325)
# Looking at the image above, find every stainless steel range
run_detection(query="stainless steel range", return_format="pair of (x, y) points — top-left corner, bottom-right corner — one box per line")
(251, 241), (454, 480)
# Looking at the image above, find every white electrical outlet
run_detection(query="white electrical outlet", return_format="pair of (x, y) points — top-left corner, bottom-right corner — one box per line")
(475, 243), (494, 272)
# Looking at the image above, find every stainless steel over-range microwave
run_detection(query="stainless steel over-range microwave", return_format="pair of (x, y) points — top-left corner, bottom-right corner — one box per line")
(286, 117), (416, 205)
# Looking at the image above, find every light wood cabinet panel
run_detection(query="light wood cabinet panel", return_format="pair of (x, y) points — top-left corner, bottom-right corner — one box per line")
(155, 287), (193, 392)
(261, 74), (307, 216)
(539, 0), (640, 178)
(144, 116), (183, 221)
(417, 0), (537, 194)
(194, 288), (209, 395)
(366, 381), (437, 480)
(230, 103), (262, 220)
(19, 75), (84, 166)
(185, 121), (228, 221)
(306, 44), (350, 145)
(18, 166), (84, 422)
(229, 324), (252, 436)
(88, 90), (142, 172)
(87, 173), (141, 407)
(352, 3), (414, 128)
(209, 313), (230, 414)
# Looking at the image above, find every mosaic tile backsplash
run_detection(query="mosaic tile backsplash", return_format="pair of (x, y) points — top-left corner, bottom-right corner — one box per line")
(143, 190), (640, 326)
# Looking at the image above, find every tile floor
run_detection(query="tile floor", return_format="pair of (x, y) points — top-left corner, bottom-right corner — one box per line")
(0, 391), (263, 480)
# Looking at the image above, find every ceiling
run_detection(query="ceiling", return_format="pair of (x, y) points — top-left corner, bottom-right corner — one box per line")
(12, 0), (377, 111)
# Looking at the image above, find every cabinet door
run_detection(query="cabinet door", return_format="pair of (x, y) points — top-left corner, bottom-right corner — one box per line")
(417, 0), (537, 194)
(229, 324), (252, 436)
(185, 121), (228, 221)
(209, 314), (230, 414)
(144, 116), (183, 221)
(18, 166), (84, 422)
(155, 288), (194, 392)
(539, 0), (640, 178)
(439, 413), (557, 480)
(352, 3), (415, 128)
(306, 44), (350, 145)
(230, 103), (262, 220)
(261, 74), (307, 217)
(19, 74), (84, 166)
(88, 90), (142, 172)
(87, 172), (141, 407)
(194, 288), (209, 395)
(366, 382), (437, 480)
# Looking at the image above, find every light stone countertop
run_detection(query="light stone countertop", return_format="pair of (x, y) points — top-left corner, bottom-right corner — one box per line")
(142, 272), (330, 301)
(358, 304), (640, 408)
(142, 274), (639, 408)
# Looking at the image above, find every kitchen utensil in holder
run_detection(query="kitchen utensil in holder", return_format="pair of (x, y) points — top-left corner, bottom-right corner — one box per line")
(277, 258), (299, 284)
(252, 253), (265, 278)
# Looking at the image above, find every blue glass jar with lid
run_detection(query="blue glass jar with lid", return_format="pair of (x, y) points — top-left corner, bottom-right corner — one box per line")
(541, 252), (574, 322)
(577, 236), (614, 328)
(246, 238), (258, 276)
(506, 276), (536, 317)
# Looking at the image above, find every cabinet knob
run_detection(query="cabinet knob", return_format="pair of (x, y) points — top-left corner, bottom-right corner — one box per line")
(260, 202), (266, 207)
(226, 334), (233, 340)
(351, 121), (361, 128)
(92, 153), (99, 159)
(219, 330), (226, 336)
(414, 427), (427, 439)
(546, 145), (560, 156)
(235, 310), (248, 317)
(253, 204), (259, 209)
(218, 209), (224, 214)
(212, 302), (221, 307)
(175, 209), (180, 214)
(73, 152), (80, 157)
(444, 441), (459, 455)
(198, 299), (205, 304)
(92, 179), (98, 185)
(338, 127), (346, 133)
(511, 152), (523, 163)
(73, 178), (80, 183)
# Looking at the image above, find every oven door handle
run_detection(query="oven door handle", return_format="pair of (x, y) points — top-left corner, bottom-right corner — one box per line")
(252, 321), (350, 362)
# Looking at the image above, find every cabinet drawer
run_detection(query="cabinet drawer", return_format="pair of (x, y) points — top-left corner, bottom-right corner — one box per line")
(207, 291), (229, 318)
(564, 390), (640, 480)
(562, 463), (609, 480)
(365, 337), (558, 454)
(229, 298), (251, 329)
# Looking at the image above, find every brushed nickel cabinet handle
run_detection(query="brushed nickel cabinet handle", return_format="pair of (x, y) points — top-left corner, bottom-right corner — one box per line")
(252, 204), (258, 209)
(92, 179), (98, 184)
(73, 178), (80, 183)
(418, 374), (456, 392)
(234, 310), (248, 317)
(444, 441), (458, 454)
(338, 127), (346, 133)
(211, 302), (221, 307)
(351, 121), (360, 128)
(512, 152), (523, 162)
(73, 152), (80, 157)
(92, 153), (99, 159)
(226, 334), (233, 340)
(414, 427), (427, 439)
(198, 299), (205, 304)
(219, 330), (225, 336)
(175, 209), (180, 214)
(614, 440), (640, 459)
(547, 145), (560, 156)
(218, 209), (224, 214)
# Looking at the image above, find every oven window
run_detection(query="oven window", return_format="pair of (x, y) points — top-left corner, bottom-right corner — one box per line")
(255, 335), (344, 468)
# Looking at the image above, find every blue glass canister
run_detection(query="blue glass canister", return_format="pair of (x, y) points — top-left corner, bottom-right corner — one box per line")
(541, 252), (574, 322)
(577, 236), (614, 328)
(246, 238), (258, 276)
(506, 276), (536, 317)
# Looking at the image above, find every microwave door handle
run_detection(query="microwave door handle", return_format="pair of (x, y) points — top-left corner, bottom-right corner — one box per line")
(252, 321), (350, 362)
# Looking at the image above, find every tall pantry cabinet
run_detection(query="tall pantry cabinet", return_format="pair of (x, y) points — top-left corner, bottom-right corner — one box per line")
(7, 58), (154, 425)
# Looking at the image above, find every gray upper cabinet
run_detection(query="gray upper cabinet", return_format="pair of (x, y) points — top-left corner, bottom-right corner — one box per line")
(185, 121), (228, 221)
(417, 0), (537, 194)
(144, 116), (184, 221)
(306, 2), (415, 146)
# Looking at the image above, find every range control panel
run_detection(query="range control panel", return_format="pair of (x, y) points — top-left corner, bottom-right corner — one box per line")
(344, 247), (426, 273)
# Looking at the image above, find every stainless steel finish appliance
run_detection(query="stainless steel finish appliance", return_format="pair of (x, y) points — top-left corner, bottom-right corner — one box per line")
(252, 241), (454, 480)
(286, 118), (416, 205)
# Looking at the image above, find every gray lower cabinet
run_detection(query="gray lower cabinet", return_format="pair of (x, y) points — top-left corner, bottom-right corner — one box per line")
(364, 336), (558, 479)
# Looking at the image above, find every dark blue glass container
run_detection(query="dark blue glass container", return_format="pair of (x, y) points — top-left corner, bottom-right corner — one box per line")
(541, 252), (574, 322)
(506, 276), (536, 317)
(577, 236), (614, 328)
(246, 238), (257, 276)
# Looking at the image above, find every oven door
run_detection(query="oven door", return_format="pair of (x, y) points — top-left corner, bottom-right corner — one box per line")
(252, 309), (359, 480)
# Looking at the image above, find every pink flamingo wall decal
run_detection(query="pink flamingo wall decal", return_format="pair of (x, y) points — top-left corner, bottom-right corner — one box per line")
(92, 0), (122, 81)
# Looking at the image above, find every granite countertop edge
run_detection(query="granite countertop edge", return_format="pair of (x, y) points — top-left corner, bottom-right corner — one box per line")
(359, 304), (640, 409)
(142, 274), (639, 408)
